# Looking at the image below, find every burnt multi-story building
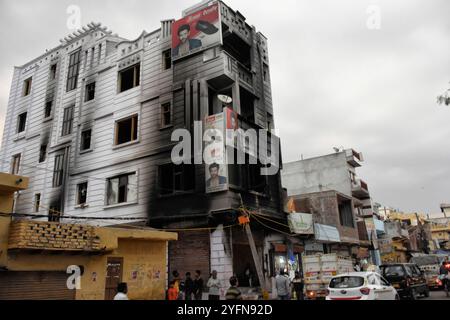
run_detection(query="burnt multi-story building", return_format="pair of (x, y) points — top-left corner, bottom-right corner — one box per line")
(0, 1), (286, 294)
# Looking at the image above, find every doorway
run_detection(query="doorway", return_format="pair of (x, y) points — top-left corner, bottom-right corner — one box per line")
(104, 257), (123, 300)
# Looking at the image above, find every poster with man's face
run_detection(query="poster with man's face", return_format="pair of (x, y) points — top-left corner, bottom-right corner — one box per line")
(172, 2), (221, 60)
(204, 112), (228, 193)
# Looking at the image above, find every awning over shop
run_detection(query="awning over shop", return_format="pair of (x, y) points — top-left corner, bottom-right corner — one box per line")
(314, 223), (340, 243)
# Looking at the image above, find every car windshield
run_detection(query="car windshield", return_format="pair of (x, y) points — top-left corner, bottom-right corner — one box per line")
(382, 265), (405, 277)
(329, 276), (365, 288)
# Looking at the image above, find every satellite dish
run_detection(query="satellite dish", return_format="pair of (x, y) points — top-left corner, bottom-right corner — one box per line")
(217, 94), (232, 104)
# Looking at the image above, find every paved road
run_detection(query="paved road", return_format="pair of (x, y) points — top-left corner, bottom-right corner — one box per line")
(421, 290), (450, 300)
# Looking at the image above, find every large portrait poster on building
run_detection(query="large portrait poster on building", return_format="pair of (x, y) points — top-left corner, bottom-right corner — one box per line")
(204, 112), (228, 193)
(172, 2), (222, 61)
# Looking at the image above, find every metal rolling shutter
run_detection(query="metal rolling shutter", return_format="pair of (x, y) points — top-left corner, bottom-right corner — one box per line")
(0, 271), (76, 300)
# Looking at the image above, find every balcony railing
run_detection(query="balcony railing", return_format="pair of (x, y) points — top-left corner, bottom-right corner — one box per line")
(8, 219), (102, 252)
(352, 179), (370, 199)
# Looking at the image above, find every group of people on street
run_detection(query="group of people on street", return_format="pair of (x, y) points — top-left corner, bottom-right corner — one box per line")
(167, 269), (243, 300)
(275, 270), (305, 300)
(167, 270), (204, 300)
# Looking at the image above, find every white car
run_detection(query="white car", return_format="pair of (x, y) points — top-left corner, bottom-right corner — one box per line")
(326, 272), (399, 300)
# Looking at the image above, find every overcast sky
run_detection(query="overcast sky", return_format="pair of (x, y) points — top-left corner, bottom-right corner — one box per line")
(0, 0), (449, 215)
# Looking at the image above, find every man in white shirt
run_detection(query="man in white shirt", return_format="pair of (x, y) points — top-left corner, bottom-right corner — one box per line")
(275, 270), (290, 300)
(207, 270), (222, 300)
(113, 282), (129, 300)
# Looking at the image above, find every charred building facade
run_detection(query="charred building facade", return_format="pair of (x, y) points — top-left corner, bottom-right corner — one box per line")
(0, 1), (286, 293)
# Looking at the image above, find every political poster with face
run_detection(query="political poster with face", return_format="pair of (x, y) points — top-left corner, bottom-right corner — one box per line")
(204, 112), (228, 193)
(172, 2), (222, 60)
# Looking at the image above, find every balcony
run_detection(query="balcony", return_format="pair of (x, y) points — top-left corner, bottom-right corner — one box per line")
(352, 179), (370, 199)
(346, 149), (363, 167)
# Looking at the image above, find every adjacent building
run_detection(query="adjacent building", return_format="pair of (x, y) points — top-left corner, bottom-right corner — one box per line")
(281, 149), (381, 264)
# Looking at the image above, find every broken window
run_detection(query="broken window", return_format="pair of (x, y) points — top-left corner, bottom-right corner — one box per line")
(77, 182), (88, 205)
(158, 163), (195, 195)
(66, 49), (81, 92)
(106, 172), (137, 205)
(115, 115), (138, 145)
(45, 100), (53, 118)
(338, 198), (355, 228)
(118, 63), (140, 93)
(17, 112), (27, 133)
(161, 102), (172, 127)
(266, 112), (274, 130)
(50, 63), (57, 80)
(52, 154), (65, 187)
(80, 129), (92, 151)
(162, 49), (171, 70)
(23, 77), (32, 96)
(11, 154), (21, 175)
(39, 144), (47, 163)
(239, 87), (255, 122)
(263, 64), (269, 82)
(61, 105), (74, 136)
(34, 193), (41, 212)
(48, 205), (61, 222)
(85, 82), (96, 102)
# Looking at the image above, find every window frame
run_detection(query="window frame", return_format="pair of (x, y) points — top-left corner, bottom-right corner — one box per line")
(157, 163), (195, 196)
(114, 114), (139, 146)
(162, 49), (172, 70)
(50, 63), (57, 80)
(61, 105), (74, 136)
(34, 193), (41, 213)
(39, 144), (47, 163)
(76, 181), (88, 206)
(52, 154), (65, 188)
(23, 77), (32, 96)
(11, 153), (21, 175)
(105, 171), (138, 206)
(84, 81), (96, 102)
(160, 102), (173, 128)
(17, 112), (27, 133)
(44, 100), (53, 119)
(118, 63), (141, 93)
(66, 49), (81, 92)
(80, 128), (92, 152)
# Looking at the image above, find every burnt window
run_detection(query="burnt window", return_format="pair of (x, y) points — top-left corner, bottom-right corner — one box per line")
(45, 100), (53, 118)
(11, 154), (21, 175)
(158, 163), (195, 195)
(162, 49), (171, 70)
(17, 112), (27, 133)
(339, 199), (355, 228)
(80, 129), (92, 151)
(48, 205), (61, 222)
(85, 82), (96, 102)
(61, 105), (74, 136)
(50, 64), (57, 80)
(23, 77), (32, 96)
(263, 64), (269, 82)
(161, 102), (172, 127)
(39, 144), (47, 163)
(77, 182), (88, 205)
(106, 172), (137, 205)
(52, 154), (65, 187)
(34, 193), (41, 212)
(118, 63), (140, 93)
(66, 49), (81, 92)
(115, 115), (138, 145)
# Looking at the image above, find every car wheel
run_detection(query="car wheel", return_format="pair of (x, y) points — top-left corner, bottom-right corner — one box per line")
(410, 288), (418, 300)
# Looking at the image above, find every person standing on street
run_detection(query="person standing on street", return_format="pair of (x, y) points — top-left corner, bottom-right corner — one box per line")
(193, 270), (204, 300)
(225, 276), (242, 300)
(292, 271), (304, 300)
(184, 272), (195, 300)
(275, 270), (291, 300)
(113, 282), (129, 300)
(207, 270), (221, 300)
(167, 281), (178, 300)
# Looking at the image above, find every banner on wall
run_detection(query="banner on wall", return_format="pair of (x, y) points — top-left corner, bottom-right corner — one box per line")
(172, 2), (222, 61)
(204, 112), (228, 193)
(287, 212), (314, 235)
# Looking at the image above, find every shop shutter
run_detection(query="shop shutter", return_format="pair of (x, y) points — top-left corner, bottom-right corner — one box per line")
(0, 271), (76, 300)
